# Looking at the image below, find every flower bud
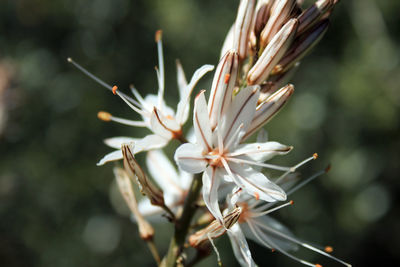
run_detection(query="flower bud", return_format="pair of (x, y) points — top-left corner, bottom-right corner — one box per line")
(247, 18), (298, 85)
(208, 50), (239, 129)
(272, 19), (329, 75)
(254, 0), (275, 37)
(189, 207), (242, 248)
(259, 0), (296, 48)
(233, 0), (256, 60)
(296, 0), (334, 36)
(243, 84), (294, 140)
(121, 143), (165, 207)
(113, 167), (154, 240)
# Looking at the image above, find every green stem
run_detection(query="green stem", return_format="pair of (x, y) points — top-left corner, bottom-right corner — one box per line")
(162, 173), (203, 267)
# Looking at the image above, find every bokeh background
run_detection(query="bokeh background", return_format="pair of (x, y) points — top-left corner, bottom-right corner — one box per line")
(1, 0), (399, 266)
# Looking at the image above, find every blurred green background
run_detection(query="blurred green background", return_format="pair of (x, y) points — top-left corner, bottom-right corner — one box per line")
(1, 0), (399, 266)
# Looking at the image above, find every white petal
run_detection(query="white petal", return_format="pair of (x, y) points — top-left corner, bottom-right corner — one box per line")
(174, 143), (208, 173)
(193, 91), (213, 152)
(150, 108), (177, 139)
(133, 134), (169, 154)
(146, 150), (182, 195)
(202, 167), (223, 223)
(227, 224), (256, 267)
(97, 150), (123, 166)
(175, 64), (214, 125)
(208, 50), (239, 129)
(230, 141), (292, 162)
(144, 94), (175, 117)
(137, 198), (164, 218)
(229, 162), (286, 202)
(242, 216), (299, 252)
(104, 137), (139, 149)
(220, 86), (259, 147)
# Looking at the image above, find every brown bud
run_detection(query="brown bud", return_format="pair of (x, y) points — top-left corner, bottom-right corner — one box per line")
(189, 207), (242, 248)
(113, 167), (155, 240)
(121, 143), (165, 207)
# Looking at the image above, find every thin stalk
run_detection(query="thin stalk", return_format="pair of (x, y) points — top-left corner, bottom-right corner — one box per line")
(147, 239), (161, 266)
(162, 173), (203, 267)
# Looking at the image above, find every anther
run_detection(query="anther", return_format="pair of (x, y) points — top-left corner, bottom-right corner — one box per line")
(254, 192), (260, 200)
(313, 153), (318, 159)
(224, 74), (231, 84)
(67, 57), (72, 63)
(290, 200), (294, 205)
(112, 85), (118, 95)
(325, 164), (331, 173)
(155, 30), (163, 42)
(325, 246), (333, 253)
(97, 111), (112, 121)
(315, 264), (323, 267)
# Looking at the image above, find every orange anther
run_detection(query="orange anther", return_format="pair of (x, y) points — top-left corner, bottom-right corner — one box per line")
(155, 30), (163, 42)
(112, 85), (118, 95)
(271, 249), (275, 252)
(254, 192), (260, 200)
(290, 200), (294, 205)
(315, 264), (323, 267)
(324, 246), (333, 253)
(313, 153), (318, 159)
(224, 74), (231, 84)
(97, 111), (112, 121)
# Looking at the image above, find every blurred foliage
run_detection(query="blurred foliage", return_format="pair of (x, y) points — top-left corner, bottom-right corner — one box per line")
(0, 0), (399, 266)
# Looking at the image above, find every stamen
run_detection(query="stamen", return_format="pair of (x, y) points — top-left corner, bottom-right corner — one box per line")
(130, 85), (151, 112)
(275, 153), (319, 184)
(253, 220), (352, 267)
(98, 112), (147, 127)
(247, 221), (317, 267)
(226, 157), (292, 172)
(97, 111), (112, 121)
(251, 200), (293, 218)
(254, 192), (260, 200)
(155, 30), (165, 108)
(286, 169), (326, 196)
(113, 88), (147, 116)
(67, 57), (140, 107)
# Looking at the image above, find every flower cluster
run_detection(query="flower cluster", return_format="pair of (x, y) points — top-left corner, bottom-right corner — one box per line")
(70, 0), (351, 266)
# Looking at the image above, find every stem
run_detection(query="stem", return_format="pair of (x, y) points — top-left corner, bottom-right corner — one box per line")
(147, 239), (161, 266)
(162, 173), (203, 267)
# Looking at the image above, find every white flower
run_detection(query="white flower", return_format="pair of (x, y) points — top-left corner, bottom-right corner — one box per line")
(67, 31), (214, 166)
(174, 87), (292, 223)
(226, 171), (352, 267)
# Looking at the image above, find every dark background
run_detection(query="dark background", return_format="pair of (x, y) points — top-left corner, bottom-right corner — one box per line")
(1, 0), (399, 266)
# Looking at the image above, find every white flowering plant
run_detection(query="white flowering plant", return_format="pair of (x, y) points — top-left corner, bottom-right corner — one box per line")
(69, 0), (351, 266)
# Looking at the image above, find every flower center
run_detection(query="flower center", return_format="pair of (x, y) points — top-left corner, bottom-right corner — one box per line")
(207, 149), (225, 168)
(237, 202), (250, 223)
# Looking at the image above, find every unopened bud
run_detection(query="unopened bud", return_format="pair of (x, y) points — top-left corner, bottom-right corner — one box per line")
(208, 50), (239, 129)
(297, 0), (334, 36)
(121, 143), (165, 207)
(247, 19), (298, 85)
(113, 167), (154, 240)
(189, 207), (242, 248)
(254, 0), (275, 36)
(233, 0), (256, 60)
(243, 84), (294, 140)
(273, 20), (329, 75)
(259, 0), (296, 48)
